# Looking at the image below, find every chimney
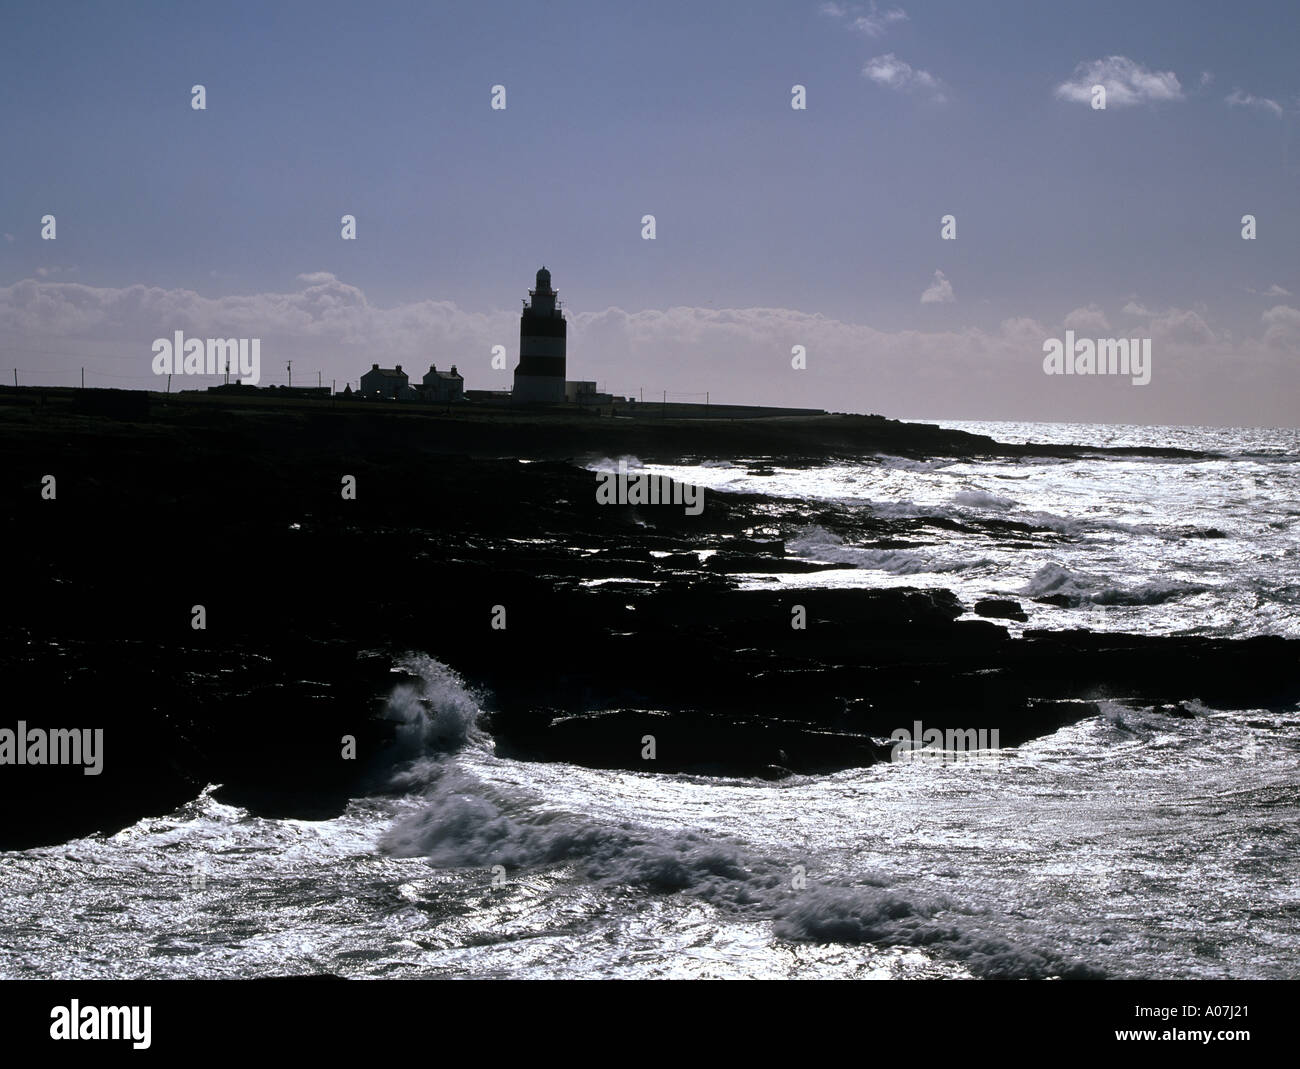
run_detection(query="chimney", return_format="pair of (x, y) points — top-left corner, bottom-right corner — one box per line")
(450, 365), (458, 376)
(371, 363), (379, 370)
(396, 364), (402, 374)
(430, 364), (436, 373)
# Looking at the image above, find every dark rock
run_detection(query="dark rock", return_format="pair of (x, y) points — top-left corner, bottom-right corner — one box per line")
(973, 598), (1029, 622)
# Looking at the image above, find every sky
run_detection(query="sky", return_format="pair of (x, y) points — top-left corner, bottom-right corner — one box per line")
(1, 0), (1298, 425)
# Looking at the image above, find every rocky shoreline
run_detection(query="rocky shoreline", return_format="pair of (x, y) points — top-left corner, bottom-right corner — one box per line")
(1, 394), (1294, 850)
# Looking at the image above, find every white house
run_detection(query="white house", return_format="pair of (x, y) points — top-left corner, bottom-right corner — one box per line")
(359, 364), (416, 400)
(420, 364), (464, 403)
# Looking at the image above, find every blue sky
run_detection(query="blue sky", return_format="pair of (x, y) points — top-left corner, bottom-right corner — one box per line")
(2, 0), (1298, 424)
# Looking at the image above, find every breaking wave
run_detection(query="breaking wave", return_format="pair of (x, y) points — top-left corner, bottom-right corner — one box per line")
(379, 654), (492, 793)
(951, 489), (1017, 510)
(375, 655), (1103, 979)
(586, 454), (643, 473)
(788, 525), (991, 575)
(1020, 563), (1208, 606)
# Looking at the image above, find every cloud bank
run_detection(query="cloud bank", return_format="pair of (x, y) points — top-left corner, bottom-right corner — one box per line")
(1, 275), (1296, 426)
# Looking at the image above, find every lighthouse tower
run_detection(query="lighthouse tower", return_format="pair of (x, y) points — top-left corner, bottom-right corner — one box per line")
(513, 266), (566, 403)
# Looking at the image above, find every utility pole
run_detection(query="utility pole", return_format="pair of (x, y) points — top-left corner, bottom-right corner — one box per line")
(166, 374), (171, 394)
(286, 361), (293, 388)
(317, 371), (322, 388)
(81, 367), (84, 389)
(12, 369), (16, 387)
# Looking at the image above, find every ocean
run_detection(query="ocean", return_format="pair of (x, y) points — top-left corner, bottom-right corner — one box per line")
(3, 421), (1297, 980)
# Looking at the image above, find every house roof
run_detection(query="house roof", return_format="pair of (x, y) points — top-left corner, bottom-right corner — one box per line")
(426, 371), (462, 380)
(363, 367), (407, 378)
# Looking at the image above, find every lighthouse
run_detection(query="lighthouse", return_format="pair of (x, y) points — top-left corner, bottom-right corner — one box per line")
(513, 266), (566, 403)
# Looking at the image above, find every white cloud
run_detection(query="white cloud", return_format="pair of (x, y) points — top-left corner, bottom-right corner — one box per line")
(1263, 284), (1292, 298)
(1262, 304), (1300, 347)
(1226, 89), (1284, 118)
(297, 271), (339, 284)
(864, 53), (948, 103)
(1148, 306), (1217, 345)
(920, 269), (954, 304)
(1200, 71), (1214, 88)
(821, 3), (908, 37)
(1054, 56), (1184, 107)
(998, 316), (1047, 339)
(853, 6), (907, 37)
(1119, 302), (1218, 344)
(1063, 303), (1110, 332)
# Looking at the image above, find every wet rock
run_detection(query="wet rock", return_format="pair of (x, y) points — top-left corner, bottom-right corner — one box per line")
(973, 598), (1029, 622)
